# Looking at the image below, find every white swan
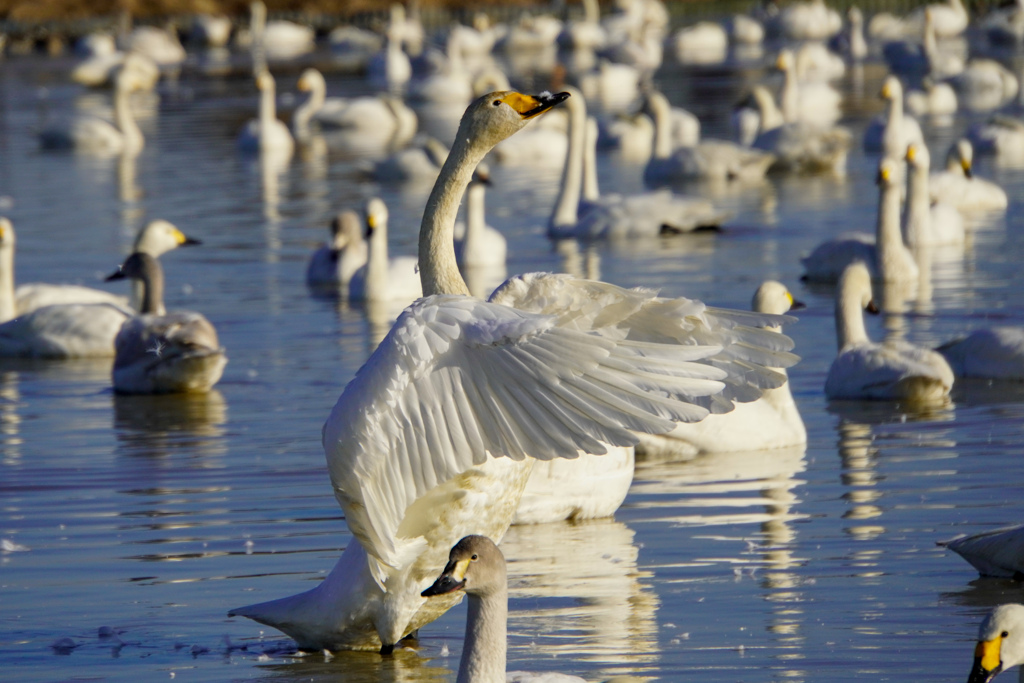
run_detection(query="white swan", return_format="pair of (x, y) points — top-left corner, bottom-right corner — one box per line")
(367, 21), (412, 91)
(937, 327), (1024, 380)
(776, 48), (842, 127)
(15, 218), (201, 315)
(903, 142), (965, 247)
(248, 0), (314, 62)
(747, 85), (852, 174)
(455, 165), (506, 270)
(0, 219), (129, 359)
(41, 54), (149, 156)
(883, 8), (964, 80)
(347, 198), (422, 304)
(672, 22), (728, 65)
(105, 253), (226, 394)
(775, 0), (842, 41)
(863, 76), (924, 155)
(635, 280), (807, 460)
(128, 26), (186, 66)
(237, 69), (295, 158)
(930, 139), (1009, 212)
(965, 604), (1024, 683)
(293, 68), (416, 148)
(421, 535), (588, 683)
(228, 90), (798, 653)
(643, 89), (775, 183)
(939, 524), (1024, 577)
(192, 14), (232, 48)
(369, 135), (448, 183)
(968, 114), (1024, 159)
(904, 78), (958, 120)
(824, 262), (953, 402)
(904, 0), (969, 38)
(802, 158), (918, 283)
(951, 59), (1019, 111)
(306, 210), (368, 289)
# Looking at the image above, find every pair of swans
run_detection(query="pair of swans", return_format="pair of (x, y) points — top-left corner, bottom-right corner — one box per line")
(229, 90), (798, 653)
(42, 54), (151, 156)
(105, 253), (226, 394)
(550, 88), (728, 239)
(825, 261), (954, 402)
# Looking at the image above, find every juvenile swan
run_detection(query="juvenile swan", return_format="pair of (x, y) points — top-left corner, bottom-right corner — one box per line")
(422, 535), (588, 683)
(966, 604), (1024, 682)
(228, 90), (797, 653)
(824, 262), (953, 402)
(105, 253), (226, 394)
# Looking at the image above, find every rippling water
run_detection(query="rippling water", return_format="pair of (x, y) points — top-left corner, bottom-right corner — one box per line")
(2, 26), (1024, 683)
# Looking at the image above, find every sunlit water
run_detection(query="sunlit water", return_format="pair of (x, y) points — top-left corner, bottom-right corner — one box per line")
(2, 25), (1024, 683)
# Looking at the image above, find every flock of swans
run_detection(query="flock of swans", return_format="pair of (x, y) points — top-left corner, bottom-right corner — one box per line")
(8, 0), (1024, 680)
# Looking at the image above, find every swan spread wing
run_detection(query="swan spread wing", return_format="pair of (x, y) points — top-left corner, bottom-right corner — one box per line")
(323, 293), (740, 585)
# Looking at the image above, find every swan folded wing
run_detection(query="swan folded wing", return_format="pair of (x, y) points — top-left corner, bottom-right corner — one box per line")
(114, 312), (222, 369)
(322, 294), (730, 582)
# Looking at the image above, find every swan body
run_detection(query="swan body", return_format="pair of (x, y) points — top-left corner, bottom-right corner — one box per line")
(105, 252), (226, 394)
(968, 114), (1024, 159)
(747, 85), (851, 173)
(929, 139), (1008, 212)
(863, 76), (924, 155)
(347, 198), (422, 304)
(369, 136), (447, 183)
(16, 219), (199, 315)
(192, 14), (232, 48)
(938, 327), (1024, 380)
(41, 55), (149, 156)
(577, 60), (641, 115)
(776, 48), (842, 127)
(367, 29), (411, 91)
(248, 1), (314, 62)
(237, 70), (295, 158)
(729, 14), (765, 44)
(904, 0), (968, 38)
(802, 158), (918, 283)
(795, 42), (845, 83)
(965, 604), (1024, 682)
(831, 7), (867, 61)
(636, 281), (807, 459)
(328, 25), (382, 70)
(939, 525), (1024, 577)
(0, 219), (128, 359)
(307, 210), (368, 289)
(951, 59), (1019, 111)
(673, 22), (728, 65)
(229, 90), (798, 653)
(776, 0), (842, 40)
(825, 262), (953, 402)
(598, 106), (699, 161)
(489, 109), (568, 167)
(904, 79), (958, 119)
(128, 26), (186, 66)
(422, 536), (589, 683)
(455, 167), (506, 270)
(903, 142), (964, 247)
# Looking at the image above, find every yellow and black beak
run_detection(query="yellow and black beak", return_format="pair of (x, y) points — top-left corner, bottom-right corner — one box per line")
(961, 158), (973, 178)
(499, 91), (570, 120)
(865, 299), (879, 315)
(967, 638), (1003, 683)
(875, 164), (890, 186)
(787, 292), (807, 311)
(422, 558), (471, 597)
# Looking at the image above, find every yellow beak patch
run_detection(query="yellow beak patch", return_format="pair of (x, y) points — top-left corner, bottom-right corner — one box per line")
(906, 144), (917, 162)
(451, 558), (471, 582)
(977, 637), (1002, 673)
(498, 92), (568, 120)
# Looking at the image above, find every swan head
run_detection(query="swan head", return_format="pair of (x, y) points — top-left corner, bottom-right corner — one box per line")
(296, 68), (324, 93)
(330, 210), (362, 250)
(0, 217), (14, 248)
(839, 262), (878, 315)
(968, 605), (1024, 682)
(363, 198), (388, 238)
(752, 281), (805, 316)
(950, 139), (973, 177)
(880, 76), (902, 101)
(876, 157), (900, 188)
(775, 48), (795, 72)
(848, 6), (863, 24)
(135, 219), (201, 256)
(115, 54), (155, 92)
(255, 69), (276, 92)
(422, 535), (506, 599)
(905, 142), (930, 171)
(456, 90), (570, 152)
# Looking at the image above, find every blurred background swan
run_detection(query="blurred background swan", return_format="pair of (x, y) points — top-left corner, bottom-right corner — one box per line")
(346, 198), (421, 304)
(236, 69), (294, 159)
(306, 210), (367, 291)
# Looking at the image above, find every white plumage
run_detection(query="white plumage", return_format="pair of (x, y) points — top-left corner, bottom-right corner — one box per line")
(940, 525), (1024, 577)
(938, 327), (1024, 380)
(929, 139), (1008, 212)
(964, 605), (1024, 683)
(237, 69), (294, 158)
(347, 198), (422, 304)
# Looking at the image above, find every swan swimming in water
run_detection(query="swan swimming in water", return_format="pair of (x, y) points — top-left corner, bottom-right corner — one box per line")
(347, 198), (422, 304)
(237, 69), (295, 158)
(306, 210), (367, 290)
(228, 90), (798, 653)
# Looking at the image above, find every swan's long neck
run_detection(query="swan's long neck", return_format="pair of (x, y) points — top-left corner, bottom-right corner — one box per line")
(583, 0), (600, 24)
(0, 244), (15, 323)
(875, 178), (917, 281)
(903, 162), (930, 247)
(138, 261), (166, 316)
(780, 62), (799, 124)
(883, 94), (904, 157)
(648, 91), (673, 159)
(114, 83), (144, 154)
(457, 589), (507, 683)
(582, 116), (600, 203)
(259, 78), (277, 147)
(755, 89), (785, 132)
(294, 79), (324, 136)
(419, 128), (490, 297)
(836, 287), (870, 350)
(549, 93), (586, 229)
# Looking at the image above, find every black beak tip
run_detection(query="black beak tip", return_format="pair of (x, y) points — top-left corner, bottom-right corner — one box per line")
(183, 237), (202, 246)
(421, 576), (465, 598)
(866, 300), (880, 315)
(790, 299), (807, 311)
(105, 268), (125, 282)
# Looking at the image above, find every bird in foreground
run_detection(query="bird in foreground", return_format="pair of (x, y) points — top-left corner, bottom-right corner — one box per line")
(422, 535), (588, 683)
(939, 524), (1024, 578)
(966, 604), (1024, 683)
(229, 90), (797, 653)
(105, 252), (226, 394)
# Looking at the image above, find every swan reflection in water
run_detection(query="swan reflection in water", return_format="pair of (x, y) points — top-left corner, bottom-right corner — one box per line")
(113, 389), (227, 460)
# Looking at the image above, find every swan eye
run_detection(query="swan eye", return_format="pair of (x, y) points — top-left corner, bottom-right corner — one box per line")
(492, 100), (501, 107)
(470, 554), (478, 561)
(1003, 631), (1010, 638)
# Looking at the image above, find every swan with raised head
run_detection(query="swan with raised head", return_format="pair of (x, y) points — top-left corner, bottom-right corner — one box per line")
(237, 69), (295, 157)
(965, 604), (1024, 682)
(454, 165), (506, 270)
(41, 54), (149, 156)
(367, 18), (412, 91)
(903, 142), (964, 247)
(228, 90), (798, 653)
(747, 85), (852, 174)
(347, 198), (421, 304)
(635, 281), (807, 459)
(551, 90), (727, 238)
(825, 262), (953, 402)
(802, 158), (918, 283)
(864, 76), (924, 155)
(939, 524), (1024, 577)
(15, 219), (201, 315)
(0, 219), (129, 358)
(937, 327), (1024, 380)
(930, 139), (1008, 212)
(105, 252), (226, 394)
(643, 89), (775, 183)
(307, 210), (368, 289)
(422, 535), (588, 683)
(775, 48), (842, 127)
